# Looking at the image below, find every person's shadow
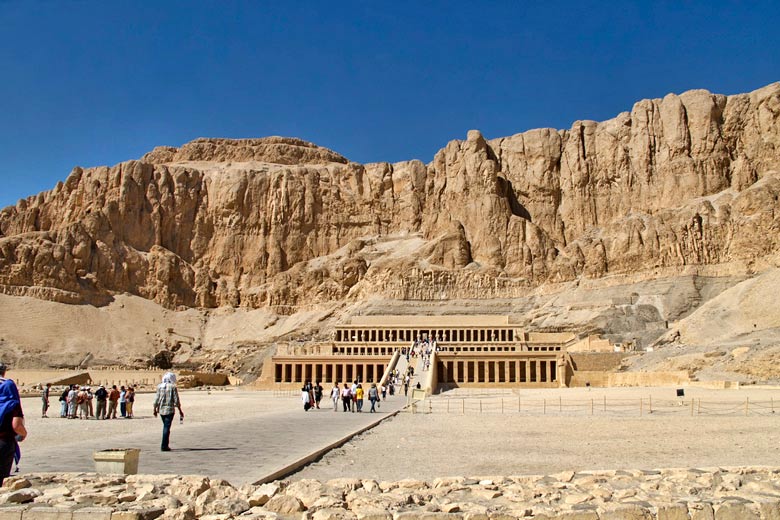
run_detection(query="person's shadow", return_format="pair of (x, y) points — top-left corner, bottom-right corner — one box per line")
(169, 447), (237, 452)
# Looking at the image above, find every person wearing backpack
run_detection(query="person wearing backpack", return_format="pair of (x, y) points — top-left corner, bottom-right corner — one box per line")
(59, 387), (69, 418)
(0, 363), (26, 487)
(94, 385), (108, 420)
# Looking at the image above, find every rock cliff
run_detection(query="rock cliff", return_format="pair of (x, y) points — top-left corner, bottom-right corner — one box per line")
(1, 84), (779, 312)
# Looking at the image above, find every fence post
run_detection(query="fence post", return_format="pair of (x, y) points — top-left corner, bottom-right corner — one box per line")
(591, 398), (594, 416)
(501, 399), (504, 414)
(640, 398), (643, 417)
(603, 395), (606, 412)
(746, 397), (749, 416)
(543, 399), (546, 415)
(462, 398), (465, 415)
(518, 396), (521, 412)
(447, 399), (450, 414)
(772, 397), (775, 414)
(479, 400), (482, 414)
(649, 395), (652, 414)
(559, 396), (562, 413)
(697, 399), (701, 415)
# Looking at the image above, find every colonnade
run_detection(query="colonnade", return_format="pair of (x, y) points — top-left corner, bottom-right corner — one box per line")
(274, 361), (388, 384)
(437, 357), (558, 384)
(335, 327), (515, 344)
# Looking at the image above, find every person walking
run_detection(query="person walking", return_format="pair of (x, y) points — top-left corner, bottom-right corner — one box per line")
(340, 383), (351, 412)
(301, 385), (311, 411)
(355, 384), (364, 412)
(313, 381), (323, 409)
(330, 383), (340, 412)
(0, 363), (26, 487)
(368, 383), (379, 413)
(94, 385), (108, 420)
(107, 385), (119, 419)
(41, 383), (51, 418)
(153, 372), (183, 452)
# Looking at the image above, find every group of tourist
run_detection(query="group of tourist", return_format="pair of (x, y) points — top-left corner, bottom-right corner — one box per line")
(42, 383), (137, 420)
(300, 380), (384, 413)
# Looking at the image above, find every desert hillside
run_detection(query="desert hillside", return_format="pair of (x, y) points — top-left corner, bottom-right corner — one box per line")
(1, 83), (779, 377)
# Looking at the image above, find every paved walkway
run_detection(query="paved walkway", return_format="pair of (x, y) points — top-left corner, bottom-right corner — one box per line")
(20, 394), (408, 485)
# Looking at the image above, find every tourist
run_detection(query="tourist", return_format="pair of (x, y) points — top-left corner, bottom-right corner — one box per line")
(330, 383), (340, 412)
(58, 387), (68, 418)
(77, 386), (88, 419)
(67, 385), (77, 419)
(126, 387), (135, 418)
(403, 378), (409, 397)
(368, 383), (379, 412)
(356, 383), (364, 412)
(153, 372), (184, 452)
(0, 363), (27, 488)
(119, 386), (127, 417)
(381, 382), (387, 400)
(94, 385), (108, 420)
(341, 383), (351, 412)
(301, 385), (311, 411)
(313, 381), (323, 409)
(350, 380), (358, 413)
(86, 387), (94, 418)
(41, 383), (51, 418)
(108, 385), (120, 419)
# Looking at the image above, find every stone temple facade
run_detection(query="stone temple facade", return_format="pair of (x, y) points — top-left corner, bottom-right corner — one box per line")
(256, 316), (624, 392)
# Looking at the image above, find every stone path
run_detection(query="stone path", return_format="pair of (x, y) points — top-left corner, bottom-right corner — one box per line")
(19, 393), (408, 486)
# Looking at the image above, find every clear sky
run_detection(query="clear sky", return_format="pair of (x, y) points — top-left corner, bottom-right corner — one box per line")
(1, 1), (778, 209)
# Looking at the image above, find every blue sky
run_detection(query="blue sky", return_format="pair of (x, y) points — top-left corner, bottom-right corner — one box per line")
(1, 1), (778, 209)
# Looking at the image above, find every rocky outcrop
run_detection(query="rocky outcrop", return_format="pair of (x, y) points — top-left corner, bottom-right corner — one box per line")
(3, 467), (780, 519)
(1, 84), (779, 310)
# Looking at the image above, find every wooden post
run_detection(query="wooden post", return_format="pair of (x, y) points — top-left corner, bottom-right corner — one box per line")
(479, 400), (482, 414)
(649, 395), (652, 414)
(603, 395), (606, 412)
(746, 397), (749, 416)
(543, 399), (546, 415)
(462, 398), (465, 415)
(518, 396), (521, 412)
(501, 399), (504, 414)
(772, 397), (775, 414)
(591, 398), (594, 415)
(559, 396), (562, 412)
(447, 399), (450, 414)
(640, 398), (643, 416)
(697, 399), (701, 415)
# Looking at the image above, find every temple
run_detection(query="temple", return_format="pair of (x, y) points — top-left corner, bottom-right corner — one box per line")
(256, 315), (626, 392)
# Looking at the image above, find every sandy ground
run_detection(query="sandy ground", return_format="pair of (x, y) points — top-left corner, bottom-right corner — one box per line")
(290, 386), (780, 481)
(14, 385), (780, 482)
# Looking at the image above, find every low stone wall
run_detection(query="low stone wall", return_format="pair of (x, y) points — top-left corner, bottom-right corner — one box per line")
(2, 466), (780, 519)
(569, 370), (689, 387)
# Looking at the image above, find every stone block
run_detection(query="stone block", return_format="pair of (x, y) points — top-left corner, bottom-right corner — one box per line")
(555, 512), (599, 520)
(110, 513), (141, 520)
(20, 508), (72, 520)
(71, 508), (112, 520)
(714, 504), (759, 520)
(690, 503), (714, 520)
(0, 506), (26, 520)
(657, 504), (689, 520)
(599, 505), (652, 520)
(758, 501), (780, 520)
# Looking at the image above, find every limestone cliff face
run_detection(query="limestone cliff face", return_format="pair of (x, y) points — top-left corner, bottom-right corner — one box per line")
(1, 84), (779, 310)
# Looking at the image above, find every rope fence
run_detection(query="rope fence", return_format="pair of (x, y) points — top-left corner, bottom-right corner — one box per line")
(406, 396), (780, 417)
